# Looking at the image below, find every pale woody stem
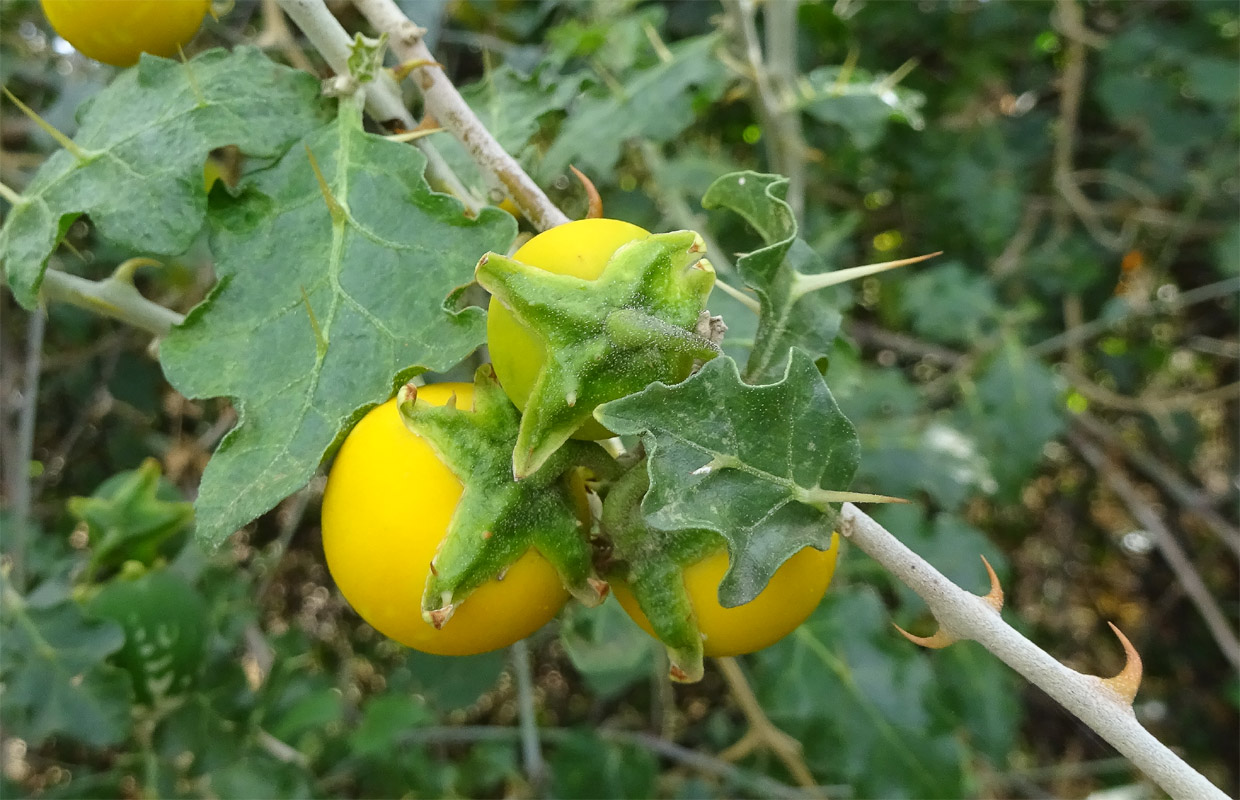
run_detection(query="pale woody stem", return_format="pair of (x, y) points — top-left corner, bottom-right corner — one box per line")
(350, 0), (570, 231)
(839, 503), (1228, 800)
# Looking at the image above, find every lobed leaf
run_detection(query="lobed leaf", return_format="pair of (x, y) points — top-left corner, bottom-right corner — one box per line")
(160, 100), (516, 548)
(701, 172), (842, 383)
(0, 596), (133, 747)
(595, 349), (857, 607)
(537, 34), (728, 183)
(0, 48), (331, 307)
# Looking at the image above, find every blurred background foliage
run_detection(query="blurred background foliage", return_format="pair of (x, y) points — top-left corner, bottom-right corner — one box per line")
(0, 0), (1236, 798)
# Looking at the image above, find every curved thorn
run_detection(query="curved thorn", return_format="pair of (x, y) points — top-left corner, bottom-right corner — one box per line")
(893, 622), (957, 649)
(979, 555), (1004, 613)
(111, 257), (165, 285)
(391, 58), (443, 83)
(1101, 621), (1143, 705)
(570, 165), (603, 219)
(587, 576), (609, 600)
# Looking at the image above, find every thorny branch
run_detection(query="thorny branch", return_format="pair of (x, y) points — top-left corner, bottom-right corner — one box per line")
(839, 503), (1228, 800)
(349, 0), (570, 230)
(2, 4), (1231, 798)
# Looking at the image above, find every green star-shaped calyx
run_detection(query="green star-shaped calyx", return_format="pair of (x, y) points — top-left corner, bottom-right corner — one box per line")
(600, 460), (720, 683)
(476, 230), (719, 478)
(396, 365), (607, 627)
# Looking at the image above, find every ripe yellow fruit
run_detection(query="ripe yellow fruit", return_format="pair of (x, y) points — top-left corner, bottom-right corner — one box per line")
(321, 385), (571, 655)
(486, 218), (651, 440)
(614, 534), (841, 657)
(41, 0), (211, 67)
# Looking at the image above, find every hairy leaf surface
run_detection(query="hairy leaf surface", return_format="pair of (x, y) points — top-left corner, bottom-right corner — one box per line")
(596, 350), (857, 606)
(161, 101), (516, 547)
(0, 48), (330, 307)
(537, 34), (727, 182)
(702, 172), (843, 383)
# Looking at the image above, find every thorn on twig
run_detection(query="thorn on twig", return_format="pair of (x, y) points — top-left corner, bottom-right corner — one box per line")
(1099, 621), (1143, 706)
(390, 58), (443, 83)
(893, 623), (958, 649)
(570, 165), (603, 219)
(980, 554), (1004, 613)
(896, 554), (1003, 650)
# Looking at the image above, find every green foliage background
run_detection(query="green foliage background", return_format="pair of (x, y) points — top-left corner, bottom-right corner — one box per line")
(1, 0), (1236, 798)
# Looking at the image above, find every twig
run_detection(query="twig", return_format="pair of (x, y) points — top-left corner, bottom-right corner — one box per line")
(7, 308), (45, 593)
(40, 269), (184, 336)
(1028, 276), (1240, 358)
(257, 478), (324, 600)
(762, 0), (808, 222)
(1070, 434), (1240, 672)
(724, 0), (807, 222)
(256, 0), (316, 73)
(275, 0), (481, 212)
(349, 0), (569, 230)
(510, 638), (547, 795)
(843, 320), (965, 367)
(715, 656), (824, 797)
(1051, 0), (1129, 251)
(1072, 413), (1240, 559)
(1062, 364), (1240, 414)
(256, 729), (309, 767)
(839, 502), (1228, 800)
(399, 725), (824, 799)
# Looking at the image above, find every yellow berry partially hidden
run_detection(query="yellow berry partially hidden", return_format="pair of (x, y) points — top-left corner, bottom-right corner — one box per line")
(614, 534), (841, 657)
(41, 0), (211, 67)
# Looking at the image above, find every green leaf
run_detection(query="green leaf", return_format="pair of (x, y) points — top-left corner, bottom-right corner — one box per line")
(701, 172), (842, 383)
(0, 48), (330, 308)
(897, 262), (1000, 346)
(0, 591), (133, 747)
(68, 458), (194, 574)
(396, 365), (603, 616)
(86, 568), (209, 705)
(160, 99), (516, 547)
(537, 34), (728, 182)
(595, 350), (858, 608)
(351, 693), (434, 758)
(801, 65), (926, 150)
(477, 230), (717, 478)
(406, 650), (506, 711)
(958, 341), (1066, 498)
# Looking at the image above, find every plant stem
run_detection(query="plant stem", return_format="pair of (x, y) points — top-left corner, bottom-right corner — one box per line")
(1072, 412), (1240, 559)
(7, 308), (45, 593)
(349, 0), (569, 230)
(510, 638), (547, 795)
(838, 502), (1229, 800)
(724, 0), (806, 222)
(275, 0), (481, 211)
(39, 269), (185, 336)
